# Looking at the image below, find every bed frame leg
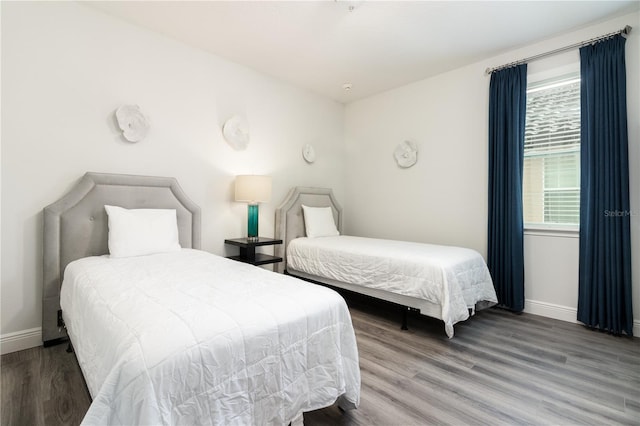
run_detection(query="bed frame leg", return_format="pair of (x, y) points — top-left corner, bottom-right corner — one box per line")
(401, 307), (409, 330)
(66, 341), (73, 353)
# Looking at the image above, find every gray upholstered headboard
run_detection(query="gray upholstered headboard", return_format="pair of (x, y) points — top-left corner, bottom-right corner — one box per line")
(42, 172), (201, 345)
(274, 187), (343, 273)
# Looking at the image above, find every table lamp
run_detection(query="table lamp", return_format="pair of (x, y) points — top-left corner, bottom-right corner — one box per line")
(235, 175), (272, 241)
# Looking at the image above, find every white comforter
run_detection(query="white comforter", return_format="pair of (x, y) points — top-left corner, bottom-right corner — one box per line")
(60, 249), (360, 425)
(287, 236), (497, 337)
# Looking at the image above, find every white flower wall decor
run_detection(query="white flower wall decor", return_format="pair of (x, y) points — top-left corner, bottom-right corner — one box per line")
(394, 140), (418, 168)
(222, 115), (250, 150)
(302, 144), (316, 163)
(115, 105), (150, 143)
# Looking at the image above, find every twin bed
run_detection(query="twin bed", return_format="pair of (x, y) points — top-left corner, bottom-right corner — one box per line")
(43, 174), (497, 425)
(43, 173), (359, 425)
(275, 187), (498, 338)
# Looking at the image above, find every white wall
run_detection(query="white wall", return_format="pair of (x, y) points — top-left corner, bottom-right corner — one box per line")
(345, 12), (640, 334)
(0, 2), (346, 352)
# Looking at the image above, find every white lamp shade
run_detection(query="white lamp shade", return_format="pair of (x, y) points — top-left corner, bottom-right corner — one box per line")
(235, 175), (272, 203)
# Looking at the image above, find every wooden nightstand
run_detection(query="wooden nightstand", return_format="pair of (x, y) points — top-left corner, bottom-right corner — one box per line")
(224, 237), (283, 266)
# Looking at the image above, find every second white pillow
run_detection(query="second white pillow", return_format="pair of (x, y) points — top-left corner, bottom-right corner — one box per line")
(301, 205), (340, 238)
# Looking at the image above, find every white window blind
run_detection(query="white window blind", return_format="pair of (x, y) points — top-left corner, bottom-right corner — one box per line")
(523, 73), (580, 227)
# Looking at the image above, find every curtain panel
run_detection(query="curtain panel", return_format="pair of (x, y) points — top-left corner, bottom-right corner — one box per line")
(578, 35), (633, 336)
(487, 65), (527, 312)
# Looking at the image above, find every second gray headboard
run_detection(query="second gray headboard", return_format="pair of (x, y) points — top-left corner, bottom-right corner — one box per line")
(43, 172), (201, 345)
(274, 187), (343, 273)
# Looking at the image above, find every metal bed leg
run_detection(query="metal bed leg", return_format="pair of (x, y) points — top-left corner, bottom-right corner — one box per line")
(401, 306), (409, 330)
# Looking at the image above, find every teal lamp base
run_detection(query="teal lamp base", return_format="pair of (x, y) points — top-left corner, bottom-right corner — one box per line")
(247, 204), (259, 241)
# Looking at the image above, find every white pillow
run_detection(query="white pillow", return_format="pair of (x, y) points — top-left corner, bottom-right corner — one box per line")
(104, 205), (181, 258)
(301, 205), (340, 238)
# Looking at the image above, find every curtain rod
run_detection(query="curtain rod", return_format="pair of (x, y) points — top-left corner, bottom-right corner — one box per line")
(485, 25), (632, 75)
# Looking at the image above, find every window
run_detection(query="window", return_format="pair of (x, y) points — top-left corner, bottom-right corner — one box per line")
(523, 73), (580, 228)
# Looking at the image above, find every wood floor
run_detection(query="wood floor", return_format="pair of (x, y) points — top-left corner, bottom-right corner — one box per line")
(2, 295), (639, 425)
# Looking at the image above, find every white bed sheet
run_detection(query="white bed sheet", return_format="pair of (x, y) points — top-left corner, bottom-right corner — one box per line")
(287, 236), (498, 337)
(60, 249), (360, 425)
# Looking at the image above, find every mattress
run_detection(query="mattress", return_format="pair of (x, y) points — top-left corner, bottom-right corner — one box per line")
(60, 249), (360, 425)
(287, 236), (498, 337)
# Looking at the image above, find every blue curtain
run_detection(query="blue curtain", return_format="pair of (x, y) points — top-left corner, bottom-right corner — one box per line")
(578, 35), (633, 336)
(488, 65), (527, 312)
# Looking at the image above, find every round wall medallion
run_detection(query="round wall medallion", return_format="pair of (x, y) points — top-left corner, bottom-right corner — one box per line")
(115, 104), (149, 142)
(394, 140), (418, 168)
(222, 115), (250, 150)
(302, 144), (316, 163)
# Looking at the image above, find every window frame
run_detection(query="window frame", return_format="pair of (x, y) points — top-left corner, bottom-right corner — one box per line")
(523, 66), (581, 233)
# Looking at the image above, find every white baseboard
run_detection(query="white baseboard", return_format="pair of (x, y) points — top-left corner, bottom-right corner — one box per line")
(524, 299), (579, 324)
(0, 327), (42, 355)
(524, 299), (640, 337)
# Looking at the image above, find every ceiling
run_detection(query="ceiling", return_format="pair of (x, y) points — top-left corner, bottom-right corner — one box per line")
(88, 1), (638, 104)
